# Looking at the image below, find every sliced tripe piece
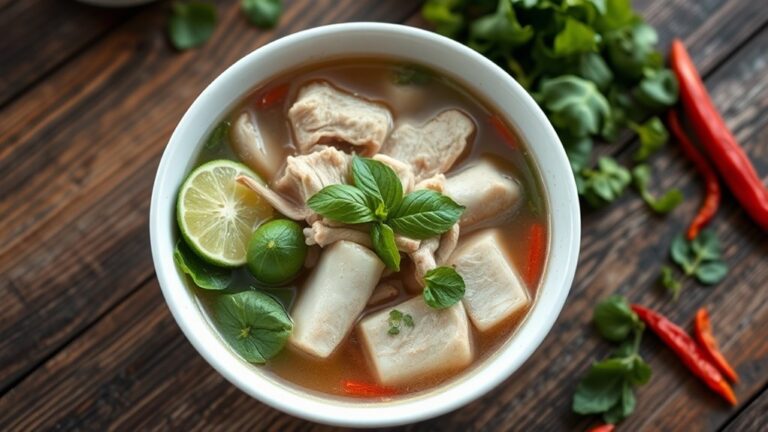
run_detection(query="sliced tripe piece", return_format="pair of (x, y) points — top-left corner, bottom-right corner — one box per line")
(230, 111), (287, 181)
(288, 81), (392, 155)
(449, 229), (530, 332)
(358, 297), (472, 387)
(290, 241), (385, 358)
(381, 109), (474, 180)
(444, 158), (522, 229)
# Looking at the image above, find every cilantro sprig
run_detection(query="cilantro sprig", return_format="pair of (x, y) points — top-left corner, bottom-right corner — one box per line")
(308, 156), (466, 309)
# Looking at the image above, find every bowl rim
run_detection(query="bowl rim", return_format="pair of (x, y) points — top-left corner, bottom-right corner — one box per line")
(150, 22), (580, 427)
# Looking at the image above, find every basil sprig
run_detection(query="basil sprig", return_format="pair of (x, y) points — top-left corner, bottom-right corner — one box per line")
(308, 156), (466, 308)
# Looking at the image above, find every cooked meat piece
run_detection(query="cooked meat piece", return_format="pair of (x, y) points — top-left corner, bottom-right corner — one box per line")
(236, 175), (309, 220)
(274, 146), (352, 204)
(230, 111), (287, 180)
(435, 223), (460, 265)
(409, 237), (439, 281)
(358, 297), (473, 386)
(288, 81), (392, 155)
(444, 158), (522, 230)
(413, 174), (446, 193)
(290, 241), (385, 358)
(449, 230), (530, 332)
(367, 281), (400, 307)
(304, 221), (420, 253)
(381, 109), (474, 180)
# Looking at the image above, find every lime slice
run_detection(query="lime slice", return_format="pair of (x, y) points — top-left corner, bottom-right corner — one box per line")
(177, 160), (273, 267)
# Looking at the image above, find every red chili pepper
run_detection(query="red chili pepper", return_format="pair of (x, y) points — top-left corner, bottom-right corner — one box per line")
(525, 223), (546, 286)
(340, 379), (398, 397)
(670, 39), (768, 231)
(631, 305), (737, 405)
(258, 83), (290, 109)
(587, 424), (615, 432)
(490, 114), (519, 149)
(694, 308), (739, 383)
(667, 110), (721, 240)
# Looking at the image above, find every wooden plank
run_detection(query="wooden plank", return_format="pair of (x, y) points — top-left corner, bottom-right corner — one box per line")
(0, 0), (132, 106)
(0, 0), (423, 391)
(723, 388), (768, 432)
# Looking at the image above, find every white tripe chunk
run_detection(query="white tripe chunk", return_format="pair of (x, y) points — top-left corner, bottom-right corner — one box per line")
(444, 159), (522, 229)
(289, 241), (385, 358)
(449, 229), (530, 332)
(357, 297), (473, 386)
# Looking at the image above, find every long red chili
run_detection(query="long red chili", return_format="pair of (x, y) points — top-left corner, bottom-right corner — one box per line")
(587, 425), (615, 432)
(631, 305), (737, 405)
(258, 83), (290, 109)
(340, 379), (398, 397)
(670, 39), (768, 231)
(490, 114), (519, 149)
(694, 308), (739, 383)
(525, 223), (546, 286)
(667, 110), (721, 240)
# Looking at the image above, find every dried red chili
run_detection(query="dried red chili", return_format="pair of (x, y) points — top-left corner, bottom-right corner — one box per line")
(694, 308), (739, 383)
(667, 110), (721, 240)
(670, 39), (768, 231)
(631, 305), (737, 405)
(340, 379), (398, 397)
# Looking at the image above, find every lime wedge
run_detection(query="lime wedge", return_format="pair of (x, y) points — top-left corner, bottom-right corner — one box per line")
(177, 160), (273, 267)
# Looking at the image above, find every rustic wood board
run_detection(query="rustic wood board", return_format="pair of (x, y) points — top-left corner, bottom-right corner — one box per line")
(0, 0), (766, 430)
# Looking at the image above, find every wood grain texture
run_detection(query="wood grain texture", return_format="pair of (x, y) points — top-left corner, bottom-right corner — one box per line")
(723, 388), (768, 431)
(0, 0), (422, 392)
(1, 0), (767, 430)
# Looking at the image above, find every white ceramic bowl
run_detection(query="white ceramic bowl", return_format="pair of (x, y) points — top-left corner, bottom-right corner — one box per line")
(150, 22), (580, 427)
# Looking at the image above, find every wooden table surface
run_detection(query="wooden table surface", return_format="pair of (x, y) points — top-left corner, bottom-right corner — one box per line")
(1, 0), (766, 430)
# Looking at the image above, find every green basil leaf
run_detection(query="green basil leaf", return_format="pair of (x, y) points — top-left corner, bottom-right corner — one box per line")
(593, 295), (639, 342)
(423, 266), (465, 309)
(174, 239), (231, 290)
(389, 190), (464, 239)
(205, 120), (230, 150)
(572, 358), (628, 414)
(422, 0), (467, 38)
(352, 156), (403, 214)
(241, 0), (282, 28)
(307, 184), (376, 224)
(695, 261), (728, 285)
(168, 1), (217, 50)
(371, 223), (401, 271)
(214, 290), (293, 363)
(631, 117), (669, 161)
(554, 18), (598, 57)
(691, 229), (722, 261)
(634, 68), (679, 110)
(538, 75), (611, 138)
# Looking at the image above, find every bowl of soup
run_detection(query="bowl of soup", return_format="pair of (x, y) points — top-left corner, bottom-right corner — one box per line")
(149, 22), (580, 427)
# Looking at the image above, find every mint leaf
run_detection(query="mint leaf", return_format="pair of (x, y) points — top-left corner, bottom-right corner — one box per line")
(632, 164), (683, 214)
(538, 75), (611, 138)
(351, 156), (403, 214)
(174, 239), (231, 290)
(691, 229), (722, 260)
(214, 290), (293, 363)
(668, 229), (728, 288)
(578, 53), (613, 91)
(307, 184), (376, 224)
(631, 117), (669, 161)
(389, 190), (464, 239)
(695, 261), (728, 285)
(593, 295), (640, 342)
(572, 358), (628, 414)
(371, 223), (400, 271)
(168, 1), (217, 50)
(423, 266), (465, 309)
(241, 0), (282, 28)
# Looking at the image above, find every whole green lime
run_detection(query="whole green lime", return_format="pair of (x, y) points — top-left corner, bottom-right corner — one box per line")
(246, 219), (307, 285)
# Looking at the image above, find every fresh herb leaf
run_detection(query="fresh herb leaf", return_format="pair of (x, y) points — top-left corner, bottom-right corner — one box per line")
(634, 69), (679, 110)
(307, 184), (376, 224)
(387, 309), (414, 336)
(537, 75), (611, 138)
(578, 53), (613, 91)
(168, 1), (217, 50)
(423, 266), (465, 309)
(604, 22), (659, 80)
(422, 0), (467, 38)
(241, 0), (282, 28)
(205, 120), (230, 150)
(392, 64), (432, 86)
(668, 230), (728, 287)
(174, 239), (231, 290)
(563, 135), (594, 172)
(469, 0), (533, 53)
(214, 290), (293, 363)
(371, 223), (400, 271)
(554, 17), (598, 57)
(388, 190), (464, 239)
(631, 117), (669, 161)
(659, 265), (682, 300)
(351, 156), (403, 214)
(580, 157), (631, 206)
(573, 357), (632, 415)
(593, 295), (640, 342)
(695, 261), (728, 285)
(632, 164), (683, 214)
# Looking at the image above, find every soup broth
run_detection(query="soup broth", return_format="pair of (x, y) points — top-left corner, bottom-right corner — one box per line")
(184, 58), (548, 398)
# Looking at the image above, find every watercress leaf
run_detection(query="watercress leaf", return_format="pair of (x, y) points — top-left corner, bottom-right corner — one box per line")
(634, 68), (679, 110)
(605, 23), (659, 81)
(695, 261), (728, 285)
(168, 1), (217, 50)
(563, 135), (594, 172)
(632, 164), (683, 214)
(603, 381), (636, 423)
(174, 239), (231, 290)
(581, 157), (631, 206)
(578, 53), (614, 91)
(352, 156), (403, 213)
(241, 0), (282, 28)
(423, 266), (465, 309)
(392, 64), (432, 86)
(422, 0), (467, 38)
(371, 223), (401, 271)
(631, 117), (669, 161)
(670, 234), (694, 270)
(593, 295), (639, 342)
(628, 355), (652, 385)
(469, 0), (533, 53)
(691, 229), (722, 261)
(659, 265), (682, 299)
(538, 75), (611, 138)
(554, 18), (598, 57)
(389, 190), (465, 239)
(214, 290), (293, 363)
(594, 0), (635, 31)
(572, 358), (628, 414)
(307, 184), (376, 224)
